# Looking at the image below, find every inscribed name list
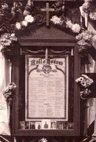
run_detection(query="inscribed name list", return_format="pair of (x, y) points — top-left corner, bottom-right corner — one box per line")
(26, 57), (68, 119)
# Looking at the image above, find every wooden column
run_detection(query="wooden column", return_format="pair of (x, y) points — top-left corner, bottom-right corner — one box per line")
(12, 46), (20, 135)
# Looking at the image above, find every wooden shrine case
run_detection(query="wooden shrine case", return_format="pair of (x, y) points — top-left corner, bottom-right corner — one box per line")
(12, 26), (80, 137)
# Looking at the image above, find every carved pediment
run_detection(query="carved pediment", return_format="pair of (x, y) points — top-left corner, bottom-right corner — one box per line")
(17, 25), (76, 46)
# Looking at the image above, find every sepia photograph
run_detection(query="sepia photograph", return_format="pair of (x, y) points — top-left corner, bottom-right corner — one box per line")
(51, 121), (57, 129)
(57, 122), (64, 130)
(42, 120), (51, 129)
(0, 0), (96, 141)
(30, 121), (35, 129)
(35, 122), (42, 129)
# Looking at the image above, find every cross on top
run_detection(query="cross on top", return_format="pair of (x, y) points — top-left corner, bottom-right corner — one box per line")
(41, 3), (54, 26)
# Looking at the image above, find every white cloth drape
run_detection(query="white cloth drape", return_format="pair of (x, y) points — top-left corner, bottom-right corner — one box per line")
(85, 55), (96, 133)
(86, 20), (96, 133)
(0, 46), (11, 135)
(79, 6), (88, 28)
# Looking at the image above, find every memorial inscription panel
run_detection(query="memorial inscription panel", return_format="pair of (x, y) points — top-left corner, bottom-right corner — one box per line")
(25, 55), (69, 123)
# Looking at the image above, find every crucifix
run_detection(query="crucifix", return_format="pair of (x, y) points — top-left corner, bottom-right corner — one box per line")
(41, 3), (54, 27)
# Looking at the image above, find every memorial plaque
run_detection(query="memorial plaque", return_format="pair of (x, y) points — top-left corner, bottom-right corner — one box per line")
(25, 55), (69, 121)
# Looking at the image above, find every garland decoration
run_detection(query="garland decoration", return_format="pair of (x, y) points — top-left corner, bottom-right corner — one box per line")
(0, 0), (95, 60)
(14, 0), (35, 31)
(14, 0), (81, 33)
(50, 16), (81, 33)
(15, 15), (34, 30)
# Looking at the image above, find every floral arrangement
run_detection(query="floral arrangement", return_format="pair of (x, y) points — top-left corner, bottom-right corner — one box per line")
(0, 0), (95, 58)
(66, 20), (81, 33)
(76, 74), (94, 99)
(11, 0), (96, 55)
(76, 74), (93, 88)
(76, 30), (96, 53)
(0, 33), (17, 50)
(14, 0), (34, 31)
(13, 0), (81, 33)
(50, 15), (81, 34)
(50, 16), (63, 25)
(80, 88), (92, 99)
(89, 11), (96, 20)
(3, 82), (17, 103)
(81, 0), (96, 20)
(15, 15), (34, 30)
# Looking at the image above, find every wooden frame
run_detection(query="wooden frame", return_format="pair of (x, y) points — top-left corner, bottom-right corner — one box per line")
(9, 0), (77, 1)
(12, 40), (80, 136)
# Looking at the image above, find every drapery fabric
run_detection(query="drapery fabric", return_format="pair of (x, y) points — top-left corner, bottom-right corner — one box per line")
(79, 6), (88, 28)
(0, 45), (11, 135)
(86, 21), (96, 134)
(85, 55), (96, 126)
(85, 55), (96, 137)
(79, 4), (96, 135)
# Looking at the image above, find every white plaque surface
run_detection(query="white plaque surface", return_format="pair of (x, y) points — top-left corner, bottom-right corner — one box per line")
(25, 56), (68, 121)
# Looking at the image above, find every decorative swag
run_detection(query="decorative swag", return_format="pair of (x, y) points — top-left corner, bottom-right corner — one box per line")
(0, 0), (96, 58)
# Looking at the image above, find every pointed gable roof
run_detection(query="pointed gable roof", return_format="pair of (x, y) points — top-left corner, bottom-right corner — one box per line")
(18, 25), (76, 47)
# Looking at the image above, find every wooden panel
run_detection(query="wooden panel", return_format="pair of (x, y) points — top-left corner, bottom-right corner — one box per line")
(12, 46), (20, 135)
(15, 137), (83, 142)
(18, 26), (76, 41)
(19, 40), (76, 47)
(12, 46), (80, 137)
(12, 25), (80, 137)
(9, 0), (77, 1)
(73, 45), (80, 136)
